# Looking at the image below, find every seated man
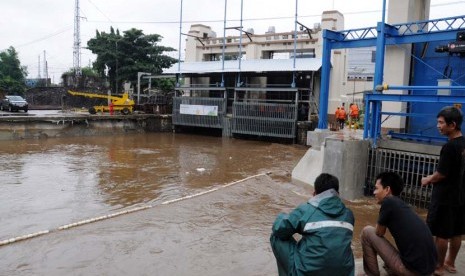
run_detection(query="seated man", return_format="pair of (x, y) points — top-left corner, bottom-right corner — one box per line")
(270, 173), (355, 276)
(361, 172), (437, 276)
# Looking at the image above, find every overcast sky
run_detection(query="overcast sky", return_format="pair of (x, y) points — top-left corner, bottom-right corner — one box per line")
(1, 0), (464, 84)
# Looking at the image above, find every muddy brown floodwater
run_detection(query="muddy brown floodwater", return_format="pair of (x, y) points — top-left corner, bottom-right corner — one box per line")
(0, 132), (420, 275)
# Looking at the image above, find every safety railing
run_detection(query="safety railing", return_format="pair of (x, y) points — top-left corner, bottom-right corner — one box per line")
(365, 147), (437, 209)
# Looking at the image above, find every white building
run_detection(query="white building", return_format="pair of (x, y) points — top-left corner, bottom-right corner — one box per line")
(166, 10), (350, 119)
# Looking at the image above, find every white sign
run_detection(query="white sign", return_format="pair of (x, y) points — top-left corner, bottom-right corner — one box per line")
(180, 104), (218, 116)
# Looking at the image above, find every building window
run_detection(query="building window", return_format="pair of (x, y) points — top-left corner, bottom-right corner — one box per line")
(371, 51), (376, 63)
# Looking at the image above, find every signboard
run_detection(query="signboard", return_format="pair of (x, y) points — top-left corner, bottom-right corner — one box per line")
(180, 104), (218, 116)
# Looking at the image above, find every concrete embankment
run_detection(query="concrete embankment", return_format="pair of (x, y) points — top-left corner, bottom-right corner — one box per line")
(0, 113), (172, 140)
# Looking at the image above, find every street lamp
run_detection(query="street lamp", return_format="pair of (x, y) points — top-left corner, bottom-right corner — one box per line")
(351, 66), (366, 103)
(137, 72), (151, 105)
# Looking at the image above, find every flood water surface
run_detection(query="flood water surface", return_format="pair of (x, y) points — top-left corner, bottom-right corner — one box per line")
(0, 133), (306, 239)
(0, 132), (387, 275)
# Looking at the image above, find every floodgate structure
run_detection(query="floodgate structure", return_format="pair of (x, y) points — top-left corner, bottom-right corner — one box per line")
(163, 0), (465, 208)
(4, 0), (465, 208)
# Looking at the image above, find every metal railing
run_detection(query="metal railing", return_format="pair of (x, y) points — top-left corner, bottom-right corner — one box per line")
(365, 147), (437, 209)
(232, 102), (297, 138)
(172, 97), (226, 128)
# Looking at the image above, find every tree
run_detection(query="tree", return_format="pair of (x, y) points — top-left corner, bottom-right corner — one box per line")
(0, 47), (27, 95)
(87, 27), (177, 93)
(156, 77), (176, 93)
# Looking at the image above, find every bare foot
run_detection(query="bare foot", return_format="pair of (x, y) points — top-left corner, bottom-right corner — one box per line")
(433, 267), (445, 276)
(444, 263), (457, 273)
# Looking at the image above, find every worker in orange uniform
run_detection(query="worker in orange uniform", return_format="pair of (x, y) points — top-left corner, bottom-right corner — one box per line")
(349, 103), (359, 128)
(335, 107), (341, 130)
(349, 103), (359, 121)
(109, 101), (114, 115)
(337, 106), (347, 130)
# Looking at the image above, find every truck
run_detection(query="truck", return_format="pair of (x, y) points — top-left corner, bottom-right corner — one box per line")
(67, 90), (135, 115)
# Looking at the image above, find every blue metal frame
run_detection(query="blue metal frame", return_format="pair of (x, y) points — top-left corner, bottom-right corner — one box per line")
(366, 92), (465, 143)
(317, 14), (465, 146)
(387, 131), (447, 144)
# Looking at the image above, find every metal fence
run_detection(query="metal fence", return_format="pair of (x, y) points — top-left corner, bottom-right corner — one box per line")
(172, 97), (226, 128)
(365, 147), (438, 209)
(232, 102), (297, 138)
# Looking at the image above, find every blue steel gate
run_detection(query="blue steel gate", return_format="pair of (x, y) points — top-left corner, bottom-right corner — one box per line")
(365, 147), (438, 209)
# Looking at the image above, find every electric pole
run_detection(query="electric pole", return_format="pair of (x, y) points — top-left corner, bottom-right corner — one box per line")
(44, 50), (49, 87)
(37, 55), (41, 79)
(73, 0), (82, 78)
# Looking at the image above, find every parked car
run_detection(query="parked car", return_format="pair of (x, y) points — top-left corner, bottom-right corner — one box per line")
(0, 95), (28, 112)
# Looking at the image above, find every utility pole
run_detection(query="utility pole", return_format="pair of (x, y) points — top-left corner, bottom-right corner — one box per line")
(44, 50), (49, 87)
(73, 0), (82, 78)
(37, 55), (41, 79)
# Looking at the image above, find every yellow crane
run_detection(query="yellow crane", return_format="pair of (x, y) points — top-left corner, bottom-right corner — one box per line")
(68, 90), (135, 115)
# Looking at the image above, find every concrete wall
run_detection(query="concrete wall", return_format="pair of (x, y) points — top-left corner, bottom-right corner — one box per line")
(292, 129), (370, 200)
(0, 115), (172, 140)
(322, 137), (370, 200)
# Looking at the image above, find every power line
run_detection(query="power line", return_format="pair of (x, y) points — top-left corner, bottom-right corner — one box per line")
(7, 1), (463, 51)
(9, 26), (72, 50)
(82, 1), (464, 25)
(86, 0), (113, 23)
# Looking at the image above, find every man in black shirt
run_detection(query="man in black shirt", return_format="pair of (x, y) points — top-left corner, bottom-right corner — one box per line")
(361, 172), (437, 276)
(422, 106), (465, 275)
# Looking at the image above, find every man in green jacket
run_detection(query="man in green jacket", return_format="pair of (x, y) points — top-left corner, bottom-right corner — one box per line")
(270, 173), (355, 276)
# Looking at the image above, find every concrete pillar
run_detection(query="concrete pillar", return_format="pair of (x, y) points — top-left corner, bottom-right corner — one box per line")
(383, 0), (430, 132)
(293, 130), (370, 200)
(322, 137), (370, 200)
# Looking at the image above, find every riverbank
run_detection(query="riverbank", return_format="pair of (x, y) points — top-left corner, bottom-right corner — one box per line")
(0, 110), (172, 140)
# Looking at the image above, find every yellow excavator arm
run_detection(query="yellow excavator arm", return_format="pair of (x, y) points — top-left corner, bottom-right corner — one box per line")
(67, 90), (135, 115)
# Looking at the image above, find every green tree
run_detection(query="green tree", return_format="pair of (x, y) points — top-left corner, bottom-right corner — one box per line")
(0, 47), (27, 95)
(156, 77), (176, 93)
(87, 27), (177, 93)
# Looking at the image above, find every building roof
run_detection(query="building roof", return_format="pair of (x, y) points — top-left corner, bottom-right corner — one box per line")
(163, 58), (322, 74)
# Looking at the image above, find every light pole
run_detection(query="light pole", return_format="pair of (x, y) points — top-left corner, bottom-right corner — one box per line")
(351, 66), (366, 103)
(137, 72), (151, 105)
(352, 76), (356, 103)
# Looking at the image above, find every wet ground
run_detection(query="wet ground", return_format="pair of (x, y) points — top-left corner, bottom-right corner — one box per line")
(0, 132), (442, 275)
